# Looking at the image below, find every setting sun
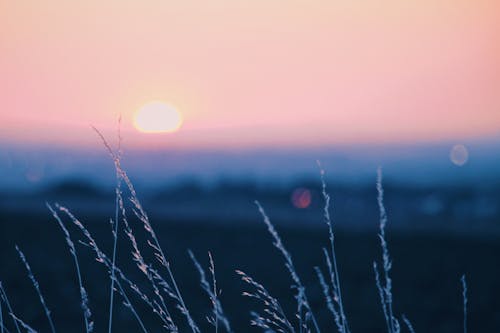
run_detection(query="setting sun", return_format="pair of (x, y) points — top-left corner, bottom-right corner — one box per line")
(133, 101), (183, 133)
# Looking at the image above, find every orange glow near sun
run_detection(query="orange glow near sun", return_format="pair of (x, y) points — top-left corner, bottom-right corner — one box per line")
(133, 101), (183, 133)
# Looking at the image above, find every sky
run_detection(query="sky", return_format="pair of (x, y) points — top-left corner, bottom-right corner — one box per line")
(1, 0), (499, 149)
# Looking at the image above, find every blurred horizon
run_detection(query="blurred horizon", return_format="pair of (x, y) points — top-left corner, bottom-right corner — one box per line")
(2, 135), (500, 190)
(2, 135), (500, 234)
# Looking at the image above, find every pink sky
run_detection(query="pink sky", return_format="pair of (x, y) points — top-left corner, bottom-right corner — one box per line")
(1, 0), (499, 149)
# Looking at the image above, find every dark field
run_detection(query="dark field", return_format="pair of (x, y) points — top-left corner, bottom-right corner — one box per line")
(1, 210), (500, 332)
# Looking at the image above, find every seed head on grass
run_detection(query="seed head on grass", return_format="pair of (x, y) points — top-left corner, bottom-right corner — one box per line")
(314, 267), (343, 332)
(189, 251), (232, 333)
(56, 204), (150, 333)
(373, 168), (399, 333)
(93, 127), (199, 333)
(121, 168), (198, 333)
(127, 180), (199, 333)
(57, 199), (179, 332)
(93, 120), (125, 333)
(15, 246), (56, 333)
(237, 270), (295, 333)
(255, 201), (320, 333)
(47, 203), (93, 333)
(317, 161), (350, 333)
(116, 175), (178, 332)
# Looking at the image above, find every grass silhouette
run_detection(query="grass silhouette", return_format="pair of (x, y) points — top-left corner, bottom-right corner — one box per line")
(0, 133), (470, 333)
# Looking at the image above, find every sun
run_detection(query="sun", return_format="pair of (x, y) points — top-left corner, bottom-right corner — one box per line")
(133, 101), (183, 133)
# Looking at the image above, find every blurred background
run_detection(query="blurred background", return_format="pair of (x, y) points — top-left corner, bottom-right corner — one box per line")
(1, 0), (500, 332)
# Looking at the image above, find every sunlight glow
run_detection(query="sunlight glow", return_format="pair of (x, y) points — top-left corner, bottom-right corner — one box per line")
(134, 102), (183, 133)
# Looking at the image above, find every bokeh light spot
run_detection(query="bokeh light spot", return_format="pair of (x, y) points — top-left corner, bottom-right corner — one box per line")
(291, 188), (312, 209)
(450, 144), (469, 166)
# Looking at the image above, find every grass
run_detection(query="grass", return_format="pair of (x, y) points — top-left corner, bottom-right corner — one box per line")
(0, 133), (471, 333)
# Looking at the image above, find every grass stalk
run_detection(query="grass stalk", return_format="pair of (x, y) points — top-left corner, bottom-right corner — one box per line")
(402, 315), (415, 333)
(48, 203), (93, 333)
(373, 167), (399, 333)
(189, 251), (232, 333)
(238, 270), (295, 333)
(461, 275), (467, 333)
(57, 204), (150, 333)
(317, 162), (350, 333)
(0, 283), (21, 333)
(15, 246), (56, 333)
(93, 126), (199, 333)
(0, 292), (3, 333)
(9, 314), (37, 333)
(255, 201), (321, 333)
